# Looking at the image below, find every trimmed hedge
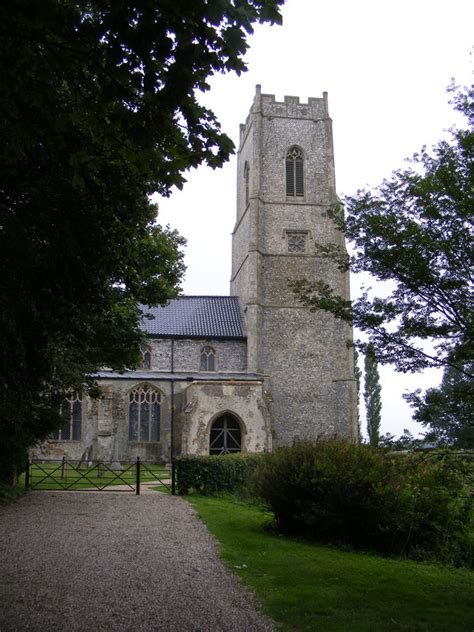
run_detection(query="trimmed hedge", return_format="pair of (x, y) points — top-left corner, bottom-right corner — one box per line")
(176, 453), (262, 496)
(251, 439), (473, 565)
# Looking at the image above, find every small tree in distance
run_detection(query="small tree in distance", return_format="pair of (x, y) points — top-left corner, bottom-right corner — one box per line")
(364, 345), (382, 447)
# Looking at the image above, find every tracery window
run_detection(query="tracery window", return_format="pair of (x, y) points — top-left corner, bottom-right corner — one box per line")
(287, 231), (308, 253)
(209, 414), (242, 455)
(244, 161), (250, 207)
(51, 393), (82, 441)
(200, 345), (216, 371)
(286, 146), (304, 197)
(140, 345), (152, 370)
(128, 384), (161, 442)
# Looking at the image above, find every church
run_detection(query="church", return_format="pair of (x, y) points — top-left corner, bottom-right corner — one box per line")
(37, 86), (358, 464)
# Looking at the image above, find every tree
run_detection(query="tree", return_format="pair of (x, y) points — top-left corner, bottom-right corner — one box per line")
(364, 345), (382, 447)
(405, 359), (474, 448)
(291, 86), (473, 378)
(0, 0), (284, 483)
(353, 346), (362, 441)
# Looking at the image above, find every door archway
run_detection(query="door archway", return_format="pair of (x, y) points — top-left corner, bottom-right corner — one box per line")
(209, 414), (242, 455)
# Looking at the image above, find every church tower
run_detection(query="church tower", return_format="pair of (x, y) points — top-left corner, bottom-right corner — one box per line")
(231, 86), (357, 444)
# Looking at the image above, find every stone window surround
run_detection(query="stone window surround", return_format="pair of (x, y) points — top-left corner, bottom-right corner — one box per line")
(284, 229), (311, 254)
(200, 344), (217, 372)
(128, 382), (162, 443)
(285, 145), (305, 199)
(50, 393), (82, 442)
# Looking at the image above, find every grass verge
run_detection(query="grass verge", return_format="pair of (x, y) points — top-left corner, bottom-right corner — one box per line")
(188, 494), (474, 632)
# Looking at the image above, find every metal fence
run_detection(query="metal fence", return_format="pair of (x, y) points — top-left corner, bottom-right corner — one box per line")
(25, 456), (176, 494)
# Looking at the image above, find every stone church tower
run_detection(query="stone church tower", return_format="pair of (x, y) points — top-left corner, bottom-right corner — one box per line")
(231, 86), (357, 445)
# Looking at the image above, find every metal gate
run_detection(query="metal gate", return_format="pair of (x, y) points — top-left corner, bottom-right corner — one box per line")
(25, 456), (175, 494)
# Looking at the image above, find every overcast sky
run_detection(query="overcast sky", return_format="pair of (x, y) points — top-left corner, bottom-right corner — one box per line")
(154, 0), (473, 438)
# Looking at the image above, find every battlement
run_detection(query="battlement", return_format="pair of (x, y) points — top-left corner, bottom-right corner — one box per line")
(239, 85), (329, 145)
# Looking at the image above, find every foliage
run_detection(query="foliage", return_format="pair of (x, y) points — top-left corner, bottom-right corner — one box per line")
(251, 439), (473, 564)
(176, 454), (262, 495)
(405, 359), (474, 448)
(353, 346), (362, 440)
(190, 494), (474, 632)
(291, 85), (473, 377)
(364, 344), (382, 446)
(0, 0), (284, 482)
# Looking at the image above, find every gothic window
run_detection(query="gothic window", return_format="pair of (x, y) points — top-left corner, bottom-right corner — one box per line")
(209, 414), (242, 455)
(128, 384), (161, 442)
(200, 345), (216, 371)
(140, 345), (152, 370)
(51, 393), (82, 441)
(244, 161), (250, 207)
(287, 231), (308, 253)
(286, 146), (304, 197)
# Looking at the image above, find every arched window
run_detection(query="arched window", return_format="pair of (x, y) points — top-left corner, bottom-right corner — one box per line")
(200, 345), (216, 371)
(244, 161), (250, 207)
(51, 393), (82, 441)
(209, 414), (242, 455)
(140, 345), (151, 370)
(286, 146), (304, 197)
(129, 384), (161, 442)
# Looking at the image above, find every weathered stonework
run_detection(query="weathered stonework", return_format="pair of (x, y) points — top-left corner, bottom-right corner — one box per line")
(34, 87), (356, 463)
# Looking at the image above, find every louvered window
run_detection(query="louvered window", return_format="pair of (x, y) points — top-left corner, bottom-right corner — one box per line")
(51, 393), (82, 441)
(286, 146), (304, 197)
(129, 384), (161, 442)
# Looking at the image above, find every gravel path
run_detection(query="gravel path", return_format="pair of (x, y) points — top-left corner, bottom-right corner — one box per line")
(0, 492), (275, 632)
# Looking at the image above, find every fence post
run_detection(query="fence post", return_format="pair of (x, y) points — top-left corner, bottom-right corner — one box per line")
(171, 457), (176, 496)
(61, 456), (67, 480)
(25, 454), (30, 490)
(136, 456), (140, 495)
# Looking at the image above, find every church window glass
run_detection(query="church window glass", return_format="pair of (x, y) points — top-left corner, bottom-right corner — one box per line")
(286, 146), (304, 197)
(51, 393), (82, 441)
(287, 232), (308, 253)
(200, 345), (216, 371)
(209, 414), (242, 455)
(128, 384), (160, 442)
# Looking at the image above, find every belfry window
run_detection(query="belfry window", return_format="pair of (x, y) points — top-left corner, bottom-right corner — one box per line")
(286, 146), (304, 197)
(209, 414), (242, 455)
(200, 345), (216, 371)
(51, 393), (82, 441)
(129, 384), (161, 442)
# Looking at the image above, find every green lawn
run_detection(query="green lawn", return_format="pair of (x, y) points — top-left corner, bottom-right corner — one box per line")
(24, 461), (170, 491)
(188, 495), (474, 631)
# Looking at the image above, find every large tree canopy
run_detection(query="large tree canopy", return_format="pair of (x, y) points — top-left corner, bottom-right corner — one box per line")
(0, 0), (284, 481)
(292, 86), (473, 377)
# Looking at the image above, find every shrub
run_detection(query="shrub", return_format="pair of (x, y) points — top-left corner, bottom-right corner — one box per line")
(251, 439), (473, 564)
(176, 453), (262, 496)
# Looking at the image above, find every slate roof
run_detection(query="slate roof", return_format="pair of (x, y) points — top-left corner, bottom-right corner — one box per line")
(140, 296), (245, 339)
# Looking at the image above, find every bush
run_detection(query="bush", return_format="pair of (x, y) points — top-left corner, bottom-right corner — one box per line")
(251, 439), (473, 564)
(176, 453), (262, 496)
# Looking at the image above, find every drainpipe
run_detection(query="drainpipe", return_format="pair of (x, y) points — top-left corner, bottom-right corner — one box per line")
(170, 337), (175, 494)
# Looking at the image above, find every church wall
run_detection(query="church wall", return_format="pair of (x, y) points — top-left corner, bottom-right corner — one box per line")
(149, 338), (247, 373)
(181, 380), (271, 455)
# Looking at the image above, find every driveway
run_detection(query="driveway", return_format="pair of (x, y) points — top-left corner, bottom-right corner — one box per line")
(0, 492), (274, 631)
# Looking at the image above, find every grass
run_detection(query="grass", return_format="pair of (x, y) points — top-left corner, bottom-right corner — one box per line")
(23, 461), (170, 491)
(188, 494), (474, 631)
(0, 483), (25, 505)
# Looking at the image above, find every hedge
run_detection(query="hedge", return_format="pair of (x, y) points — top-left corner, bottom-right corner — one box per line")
(251, 439), (473, 565)
(175, 453), (262, 495)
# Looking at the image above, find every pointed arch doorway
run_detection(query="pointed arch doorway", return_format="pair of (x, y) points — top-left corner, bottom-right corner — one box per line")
(209, 413), (242, 455)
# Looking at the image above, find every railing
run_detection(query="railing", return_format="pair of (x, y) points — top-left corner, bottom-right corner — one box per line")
(25, 456), (176, 495)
